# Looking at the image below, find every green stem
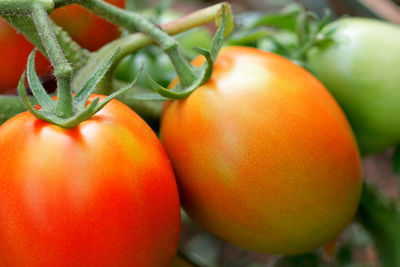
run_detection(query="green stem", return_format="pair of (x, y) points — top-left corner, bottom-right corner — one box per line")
(0, 0), (53, 15)
(77, 0), (197, 87)
(31, 2), (74, 118)
(73, 2), (229, 92)
(0, 14), (90, 74)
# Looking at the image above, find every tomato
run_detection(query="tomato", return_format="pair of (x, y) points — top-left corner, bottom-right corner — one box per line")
(0, 95), (181, 266)
(160, 46), (362, 255)
(0, 0), (124, 94)
(307, 18), (400, 155)
(0, 18), (50, 94)
(50, 0), (125, 51)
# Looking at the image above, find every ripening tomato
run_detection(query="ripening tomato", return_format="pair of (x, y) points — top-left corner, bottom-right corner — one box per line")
(0, 95), (181, 266)
(160, 46), (362, 255)
(0, 0), (124, 93)
(307, 18), (400, 155)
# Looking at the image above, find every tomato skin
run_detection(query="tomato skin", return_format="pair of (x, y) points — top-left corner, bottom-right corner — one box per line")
(160, 46), (362, 254)
(307, 18), (400, 155)
(0, 95), (181, 266)
(0, 0), (124, 93)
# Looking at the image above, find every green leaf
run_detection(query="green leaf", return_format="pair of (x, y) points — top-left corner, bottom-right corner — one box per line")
(358, 182), (400, 267)
(226, 28), (269, 46)
(250, 3), (304, 32)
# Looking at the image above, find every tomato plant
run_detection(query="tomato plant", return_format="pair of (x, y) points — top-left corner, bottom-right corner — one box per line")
(160, 46), (362, 255)
(0, 0), (124, 94)
(307, 18), (400, 155)
(0, 95), (181, 266)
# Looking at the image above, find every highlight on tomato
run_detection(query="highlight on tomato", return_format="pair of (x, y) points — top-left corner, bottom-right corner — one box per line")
(0, 95), (181, 266)
(160, 46), (363, 255)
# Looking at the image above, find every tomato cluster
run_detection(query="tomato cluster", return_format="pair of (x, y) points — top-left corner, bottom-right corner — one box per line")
(2, 1), (399, 265)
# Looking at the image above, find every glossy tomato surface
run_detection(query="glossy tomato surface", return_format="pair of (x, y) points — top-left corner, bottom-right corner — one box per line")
(0, 0), (124, 93)
(0, 96), (180, 266)
(307, 18), (400, 155)
(160, 46), (362, 255)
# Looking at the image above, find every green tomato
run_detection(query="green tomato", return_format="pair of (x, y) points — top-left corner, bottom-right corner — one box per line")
(115, 48), (173, 88)
(307, 18), (400, 155)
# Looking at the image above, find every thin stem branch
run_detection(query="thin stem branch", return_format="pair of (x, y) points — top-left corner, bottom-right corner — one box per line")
(0, 0), (53, 15)
(77, 0), (197, 87)
(0, 14), (90, 70)
(31, 2), (74, 118)
(73, 2), (230, 91)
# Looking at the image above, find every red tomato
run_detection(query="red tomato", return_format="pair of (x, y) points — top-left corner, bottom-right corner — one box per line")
(0, 0), (124, 93)
(0, 95), (181, 266)
(160, 46), (362, 255)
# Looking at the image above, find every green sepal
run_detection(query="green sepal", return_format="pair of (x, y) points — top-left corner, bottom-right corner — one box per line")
(18, 72), (57, 124)
(73, 48), (120, 110)
(141, 7), (227, 101)
(18, 72), (100, 127)
(215, 4), (234, 37)
(91, 67), (142, 114)
(26, 49), (56, 113)
(18, 48), (140, 128)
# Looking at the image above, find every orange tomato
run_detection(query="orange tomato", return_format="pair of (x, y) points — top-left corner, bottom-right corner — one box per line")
(160, 46), (362, 254)
(0, 95), (181, 266)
